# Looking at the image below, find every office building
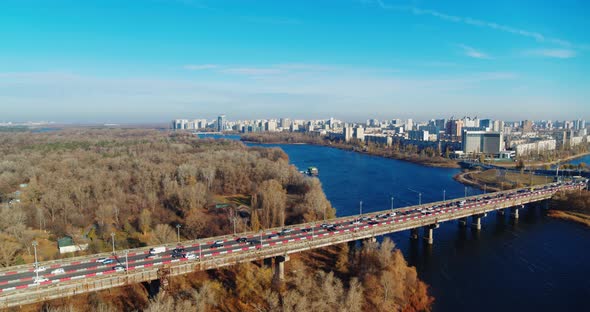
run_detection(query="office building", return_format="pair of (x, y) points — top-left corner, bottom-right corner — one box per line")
(408, 130), (429, 141)
(462, 131), (503, 155)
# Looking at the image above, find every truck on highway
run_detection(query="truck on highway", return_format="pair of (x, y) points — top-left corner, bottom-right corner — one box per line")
(149, 246), (166, 254)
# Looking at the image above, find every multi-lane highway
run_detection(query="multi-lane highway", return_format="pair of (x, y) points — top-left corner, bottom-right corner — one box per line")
(0, 179), (586, 307)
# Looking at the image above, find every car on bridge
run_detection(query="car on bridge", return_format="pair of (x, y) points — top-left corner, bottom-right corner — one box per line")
(184, 253), (197, 260)
(247, 239), (261, 246)
(113, 265), (126, 273)
(211, 240), (224, 248)
(51, 268), (65, 275)
(33, 277), (49, 284)
(33, 265), (47, 273)
(236, 237), (248, 243)
(300, 228), (312, 232)
(101, 259), (115, 265)
(279, 228), (294, 236)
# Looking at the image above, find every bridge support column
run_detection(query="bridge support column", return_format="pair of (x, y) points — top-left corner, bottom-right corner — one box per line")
(368, 236), (377, 243)
(263, 257), (273, 268)
(423, 224), (438, 245)
(472, 214), (483, 230)
(497, 209), (505, 216)
(273, 255), (289, 281)
(511, 207), (520, 219)
(410, 228), (419, 240)
(458, 217), (467, 227)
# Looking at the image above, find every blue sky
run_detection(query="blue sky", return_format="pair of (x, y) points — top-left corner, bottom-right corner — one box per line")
(0, 0), (588, 123)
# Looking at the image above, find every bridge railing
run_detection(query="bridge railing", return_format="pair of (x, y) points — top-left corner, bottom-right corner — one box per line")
(0, 182), (579, 278)
(0, 189), (563, 308)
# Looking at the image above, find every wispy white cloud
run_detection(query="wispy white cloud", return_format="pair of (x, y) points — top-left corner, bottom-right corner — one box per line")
(0, 69), (524, 122)
(367, 0), (584, 50)
(183, 64), (218, 70)
(458, 44), (491, 59)
(525, 49), (577, 59)
(183, 63), (339, 77)
(220, 67), (284, 76)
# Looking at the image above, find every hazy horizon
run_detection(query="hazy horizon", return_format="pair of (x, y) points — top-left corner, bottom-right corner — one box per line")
(1, 0), (589, 122)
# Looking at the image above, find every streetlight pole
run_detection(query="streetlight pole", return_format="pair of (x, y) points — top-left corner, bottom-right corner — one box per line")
(110, 232), (115, 255)
(464, 186), (467, 198)
(125, 250), (129, 272)
(484, 184), (487, 194)
(359, 201), (363, 216)
(443, 189), (446, 201)
(418, 193), (422, 206)
(176, 224), (181, 243)
(199, 241), (202, 261)
(32, 241), (39, 281)
(390, 196), (394, 214)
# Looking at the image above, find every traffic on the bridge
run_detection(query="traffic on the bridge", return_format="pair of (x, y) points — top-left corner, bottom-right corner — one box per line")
(0, 179), (586, 295)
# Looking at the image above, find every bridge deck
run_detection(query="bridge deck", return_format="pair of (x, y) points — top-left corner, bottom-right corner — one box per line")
(0, 181), (586, 308)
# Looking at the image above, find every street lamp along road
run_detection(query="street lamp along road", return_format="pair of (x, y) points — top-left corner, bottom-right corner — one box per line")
(110, 232), (116, 255)
(32, 241), (39, 282)
(176, 224), (181, 243)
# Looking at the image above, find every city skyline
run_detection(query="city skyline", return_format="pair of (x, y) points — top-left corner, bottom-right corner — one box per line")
(1, 0), (589, 122)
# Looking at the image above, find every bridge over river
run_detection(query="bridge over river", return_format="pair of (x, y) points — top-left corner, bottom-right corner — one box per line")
(0, 180), (586, 308)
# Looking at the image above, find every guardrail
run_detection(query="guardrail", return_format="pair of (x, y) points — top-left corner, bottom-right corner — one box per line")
(0, 187), (566, 308)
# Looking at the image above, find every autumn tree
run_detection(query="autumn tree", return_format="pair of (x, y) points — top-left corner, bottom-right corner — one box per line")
(257, 179), (287, 228)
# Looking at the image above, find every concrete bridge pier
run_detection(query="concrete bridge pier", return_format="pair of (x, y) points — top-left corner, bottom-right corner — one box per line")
(472, 214), (484, 230)
(263, 257), (273, 268)
(410, 228), (419, 240)
(497, 209), (505, 216)
(511, 206), (520, 219)
(273, 255), (290, 281)
(458, 217), (468, 227)
(423, 224), (439, 245)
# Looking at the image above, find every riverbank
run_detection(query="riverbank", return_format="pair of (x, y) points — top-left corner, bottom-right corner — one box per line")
(453, 168), (549, 192)
(547, 210), (590, 227)
(491, 151), (590, 169)
(241, 133), (460, 169)
(549, 189), (590, 227)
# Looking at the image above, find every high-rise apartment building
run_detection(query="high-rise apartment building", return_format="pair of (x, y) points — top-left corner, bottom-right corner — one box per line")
(217, 115), (226, 132)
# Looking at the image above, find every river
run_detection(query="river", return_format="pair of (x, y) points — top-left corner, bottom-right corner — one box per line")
(201, 134), (590, 311)
(565, 153), (590, 166)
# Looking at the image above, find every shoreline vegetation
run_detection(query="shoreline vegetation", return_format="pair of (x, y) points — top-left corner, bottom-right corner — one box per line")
(0, 129), (433, 311)
(549, 190), (590, 227)
(241, 132), (460, 168)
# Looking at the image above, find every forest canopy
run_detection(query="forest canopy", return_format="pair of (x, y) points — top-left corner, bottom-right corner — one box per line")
(0, 129), (334, 264)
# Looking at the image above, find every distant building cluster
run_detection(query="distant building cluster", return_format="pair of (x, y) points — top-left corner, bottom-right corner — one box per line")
(171, 115), (588, 160)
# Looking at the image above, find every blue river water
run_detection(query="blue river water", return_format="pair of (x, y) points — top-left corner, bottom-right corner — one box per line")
(202, 135), (590, 311)
(565, 153), (590, 166)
